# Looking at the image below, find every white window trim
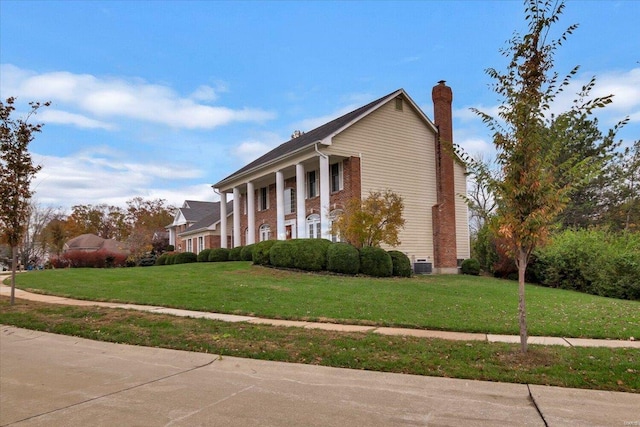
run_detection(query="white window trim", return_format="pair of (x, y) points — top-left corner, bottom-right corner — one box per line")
(307, 170), (318, 199)
(259, 223), (271, 242)
(330, 161), (343, 193)
(284, 187), (296, 215)
(258, 187), (269, 211)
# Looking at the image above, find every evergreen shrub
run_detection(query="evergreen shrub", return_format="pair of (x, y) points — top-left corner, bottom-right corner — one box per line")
(359, 246), (392, 277)
(461, 258), (481, 275)
(209, 248), (229, 262)
(240, 244), (255, 261)
(327, 243), (360, 275)
(173, 252), (197, 264)
(270, 241), (296, 268)
(292, 239), (331, 271)
(197, 249), (212, 262)
(228, 246), (243, 261)
(253, 240), (277, 265)
(388, 250), (412, 277)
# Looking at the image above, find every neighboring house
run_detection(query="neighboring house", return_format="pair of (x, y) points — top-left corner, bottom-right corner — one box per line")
(166, 200), (234, 253)
(63, 234), (130, 256)
(213, 81), (469, 273)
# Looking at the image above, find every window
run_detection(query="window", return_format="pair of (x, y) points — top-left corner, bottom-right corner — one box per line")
(330, 162), (343, 193)
(307, 171), (317, 198)
(329, 210), (343, 243)
(187, 239), (192, 252)
(258, 187), (269, 211)
(198, 236), (204, 253)
(306, 214), (321, 239)
(284, 188), (296, 214)
(259, 224), (271, 241)
(395, 97), (403, 111)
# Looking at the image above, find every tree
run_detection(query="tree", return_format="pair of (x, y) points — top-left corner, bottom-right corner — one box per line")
(18, 201), (60, 268)
(472, 0), (618, 352)
(0, 97), (49, 304)
(601, 140), (640, 231)
(332, 190), (405, 248)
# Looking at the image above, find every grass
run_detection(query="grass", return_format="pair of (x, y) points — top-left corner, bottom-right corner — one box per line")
(0, 297), (637, 393)
(7, 262), (640, 339)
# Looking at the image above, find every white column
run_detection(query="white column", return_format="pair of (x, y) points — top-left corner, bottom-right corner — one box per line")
(219, 191), (227, 248)
(276, 170), (285, 240)
(233, 187), (241, 248)
(319, 154), (330, 239)
(247, 181), (255, 244)
(296, 163), (306, 238)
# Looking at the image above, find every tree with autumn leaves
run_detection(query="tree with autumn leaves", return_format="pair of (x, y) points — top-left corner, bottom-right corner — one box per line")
(0, 97), (49, 304)
(470, 0), (625, 352)
(332, 190), (405, 249)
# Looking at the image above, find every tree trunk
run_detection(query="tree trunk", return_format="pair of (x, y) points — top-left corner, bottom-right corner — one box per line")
(10, 245), (17, 305)
(518, 249), (528, 353)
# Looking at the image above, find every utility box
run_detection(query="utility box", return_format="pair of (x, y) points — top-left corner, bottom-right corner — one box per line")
(413, 259), (432, 274)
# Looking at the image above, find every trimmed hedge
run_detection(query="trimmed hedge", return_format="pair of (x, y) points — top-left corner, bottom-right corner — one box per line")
(360, 246), (392, 277)
(461, 258), (481, 275)
(388, 250), (412, 277)
(292, 239), (331, 271)
(197, 249), (212, 262)
(253, 240), (277, 265)
(228, 246), (243, 261)
(270, 241), (297, 268)
(327, 243), (360, 275)
(240, 244), (255, 261)
(173, 252), (197, 264)
(208, 248), (229, 262)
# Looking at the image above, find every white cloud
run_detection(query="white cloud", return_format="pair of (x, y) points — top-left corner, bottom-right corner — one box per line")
(232, 132), (284, 163)
(31, 150), (206, 209)
(0, 64), (276, 130)
(39, 109), (114, 130)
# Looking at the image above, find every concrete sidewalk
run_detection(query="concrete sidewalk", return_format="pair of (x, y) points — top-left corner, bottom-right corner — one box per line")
(2, 325), (639, 426)
(1, 280), (639, 349)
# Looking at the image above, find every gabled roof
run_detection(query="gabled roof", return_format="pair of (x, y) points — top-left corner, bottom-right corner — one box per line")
(64, 233), (129, 255)
(180, 200), (218, 222)
(215, 88), (436, 188)
(179, 200), (234, 236)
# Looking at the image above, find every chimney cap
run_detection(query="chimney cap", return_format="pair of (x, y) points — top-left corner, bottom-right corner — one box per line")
(438, 80), (446, 85)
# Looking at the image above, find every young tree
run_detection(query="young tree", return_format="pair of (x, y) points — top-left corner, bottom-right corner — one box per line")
(18, 201), (60, 268)
(332, 190), (405, 248)
(0, 97), (49, 304)
(473, 0), (619, 352)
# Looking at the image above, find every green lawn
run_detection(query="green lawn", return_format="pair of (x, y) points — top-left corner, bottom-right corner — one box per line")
(9, 262), (639, 340)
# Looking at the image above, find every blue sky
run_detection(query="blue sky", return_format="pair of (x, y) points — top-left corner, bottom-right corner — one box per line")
(1, 1), (638, 210)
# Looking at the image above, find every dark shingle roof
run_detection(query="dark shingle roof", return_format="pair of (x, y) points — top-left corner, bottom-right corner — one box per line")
(181, 200), (234, 235)
(214, 89), (403, 187)
(180, 200), (218, 222)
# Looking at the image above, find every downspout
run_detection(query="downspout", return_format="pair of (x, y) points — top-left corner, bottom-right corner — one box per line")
(314, 142), (328, 159)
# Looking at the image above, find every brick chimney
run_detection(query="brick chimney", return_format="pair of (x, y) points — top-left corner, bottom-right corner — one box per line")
(431, 81), (458, 273)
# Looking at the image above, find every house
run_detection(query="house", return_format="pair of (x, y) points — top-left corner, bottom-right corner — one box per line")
(63, 233), (129, 256)
(166, 200), (234, 253)
(213, 81), (469, 274)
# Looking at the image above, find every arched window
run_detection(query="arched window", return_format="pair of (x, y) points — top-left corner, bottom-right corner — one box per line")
(329, 209), (344, 243)
(259, 224), (271, 242)
(306, 214), (321, 239)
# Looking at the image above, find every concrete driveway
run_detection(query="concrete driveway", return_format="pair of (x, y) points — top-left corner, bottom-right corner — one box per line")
(1, 326), (638, 426)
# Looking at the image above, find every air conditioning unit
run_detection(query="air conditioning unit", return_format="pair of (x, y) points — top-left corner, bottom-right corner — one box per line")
(413, 259), (432, 274)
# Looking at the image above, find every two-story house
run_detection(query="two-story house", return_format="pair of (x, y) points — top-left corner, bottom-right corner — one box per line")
(166, 200), (233, 253)
(212, 82), (469, 273)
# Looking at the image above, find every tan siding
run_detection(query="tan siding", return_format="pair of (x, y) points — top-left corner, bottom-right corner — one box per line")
(326, 99), (438, 261)
(454, 161), (470, 260)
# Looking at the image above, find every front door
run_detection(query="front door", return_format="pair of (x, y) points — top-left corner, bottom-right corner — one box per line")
(285, 225), (293, 240)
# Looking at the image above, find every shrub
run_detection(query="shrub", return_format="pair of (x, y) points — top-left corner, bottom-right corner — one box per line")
(166, 245), (174, 252)
(197, 249), (212, 262)
(228, 246), (243, 261)
(292, 239), (331, 271)
(155, 253), (170, 265)
(270, 241), (296, 268)
(240, 244), (255, 261)
(253, 240), (277, 265)
(208, 248), (229, 262)
(137, 254), (156, 267)
(388, 250), (412, 277)
(173, 252), (197, 264)
(327, 243), (360, 275)
(461, 258), (481, 275)
(60, 250), (127, 268)
(534, 229), (640, 300)
(359, 246), (392, 277)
